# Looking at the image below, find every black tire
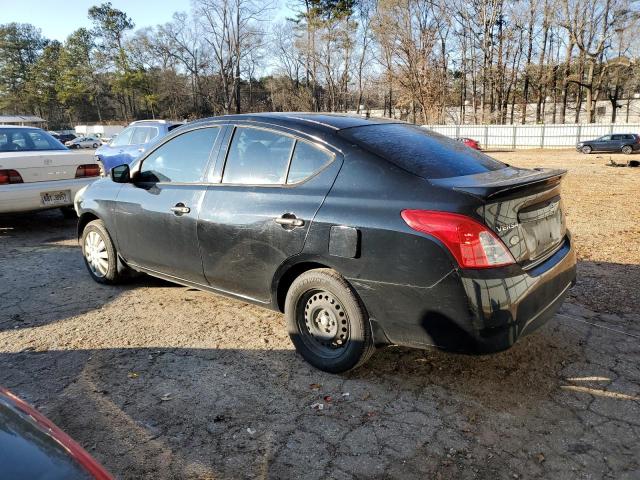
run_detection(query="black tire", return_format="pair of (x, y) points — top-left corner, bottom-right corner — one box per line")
(60, 206), (77, 219)
(92, 143), (99, 148)
(622, 145), (633, 155)
(581, 145), (592, 154)
(285, 268), (375, 373)
(81, 219), (127, 284)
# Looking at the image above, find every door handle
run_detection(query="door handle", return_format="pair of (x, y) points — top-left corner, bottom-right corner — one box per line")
(171, 204), (191, 215)
(275, 215), (305, 228)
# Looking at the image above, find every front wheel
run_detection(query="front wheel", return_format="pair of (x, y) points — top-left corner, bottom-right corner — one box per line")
(285, 268), (375, 373)
(581, 145), (592, 154)
(81, 219), (127, 284)
(92, 143), (99, 149)
(622, 145), (633, 155)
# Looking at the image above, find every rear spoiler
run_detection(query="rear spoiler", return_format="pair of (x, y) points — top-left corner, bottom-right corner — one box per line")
(429, 167), (566, 200)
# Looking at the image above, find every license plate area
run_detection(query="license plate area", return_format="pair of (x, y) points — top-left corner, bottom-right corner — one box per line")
(518, 196), (565, 261)
(41, 190), (71, 206)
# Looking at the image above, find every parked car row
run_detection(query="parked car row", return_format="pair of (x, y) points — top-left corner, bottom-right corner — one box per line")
(0, 126), (99, 215)
(0, 120), (183, 215)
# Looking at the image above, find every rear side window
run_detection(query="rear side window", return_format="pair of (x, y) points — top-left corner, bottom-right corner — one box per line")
(139, 127), (219, 183)
(222, 127), (294, 185)
(111, 127), (134, 146)
(131, 126), (159, 144)
(339, 124), (506, 179)
(287, 141), (333, 184)
(612, 135), (624, 140)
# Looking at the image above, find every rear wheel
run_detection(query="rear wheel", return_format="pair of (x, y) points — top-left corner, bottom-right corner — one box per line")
(285, 268), (375, 373)
(581, 145), (592, 154)
(92, 143), (99, 148)
(81, 220), (127, 284)
(622, 145), (633, 155)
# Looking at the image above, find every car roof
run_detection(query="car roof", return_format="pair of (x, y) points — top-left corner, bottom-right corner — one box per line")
(190, 112), (404, 133)
(0, 125), (40, 130)
(129, 119), (182, 126)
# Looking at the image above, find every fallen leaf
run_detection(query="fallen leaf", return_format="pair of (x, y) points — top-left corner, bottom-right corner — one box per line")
(309, 383), (321, 390)
(323, 395), (332, 403)
(127, 372), (139, 379)
(310, 402), (324, 410)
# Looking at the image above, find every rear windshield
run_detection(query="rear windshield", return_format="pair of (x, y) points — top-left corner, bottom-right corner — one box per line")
(0, 128), (67, 152)
(339, 123), (506, 179)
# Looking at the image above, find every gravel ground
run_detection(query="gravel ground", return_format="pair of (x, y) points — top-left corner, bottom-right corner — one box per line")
(1, 149), (639, 479)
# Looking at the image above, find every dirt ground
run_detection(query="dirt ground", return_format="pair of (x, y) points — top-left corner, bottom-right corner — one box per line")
(1, 149), (639, 479)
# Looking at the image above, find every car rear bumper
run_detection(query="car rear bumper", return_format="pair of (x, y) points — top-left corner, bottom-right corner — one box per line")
(0, 177), (97, 214)
(352, 234), (577, 353)
(458, 236), (576, 352)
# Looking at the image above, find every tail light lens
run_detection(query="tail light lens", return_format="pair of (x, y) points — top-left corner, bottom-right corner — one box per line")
(0, 169), (24, 184)
(75, 164), (101, 178)
(401, 210), (515, 269)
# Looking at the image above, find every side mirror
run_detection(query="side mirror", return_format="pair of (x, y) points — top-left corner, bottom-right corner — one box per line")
(111, 164), (130, 183)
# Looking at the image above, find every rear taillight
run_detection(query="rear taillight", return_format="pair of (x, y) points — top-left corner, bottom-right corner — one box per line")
(0, 169), (24, 185)
(75, 164), (101, 178)
(401, 210), (515, 269)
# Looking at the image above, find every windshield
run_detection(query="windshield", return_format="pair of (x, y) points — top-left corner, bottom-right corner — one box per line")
(0, 128), (67, 152)
(339, 123), (506, 179)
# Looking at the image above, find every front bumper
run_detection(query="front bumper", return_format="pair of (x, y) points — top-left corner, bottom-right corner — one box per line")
(0, 177), (97, 214)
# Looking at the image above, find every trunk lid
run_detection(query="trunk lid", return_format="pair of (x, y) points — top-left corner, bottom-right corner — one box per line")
(0, 150), (95, 183)
(431, 167), (567, 267)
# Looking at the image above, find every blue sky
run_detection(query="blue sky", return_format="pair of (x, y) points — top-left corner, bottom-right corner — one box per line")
(0, 0), (289, 41)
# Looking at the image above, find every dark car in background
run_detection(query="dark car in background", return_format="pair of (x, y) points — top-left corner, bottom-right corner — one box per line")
(51, 133), (77, 144)
(76, 113), (576, 373)
(0, 386), (112, 479)
(577, 133), (640, 154)
(94, 119), (182, 174)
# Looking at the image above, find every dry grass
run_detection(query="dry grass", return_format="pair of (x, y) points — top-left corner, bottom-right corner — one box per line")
(490, 149), (640, 315)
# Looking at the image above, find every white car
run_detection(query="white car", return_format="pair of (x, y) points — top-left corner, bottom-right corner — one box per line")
(0, 126), (100, 215)
(65, 136), (101, 149)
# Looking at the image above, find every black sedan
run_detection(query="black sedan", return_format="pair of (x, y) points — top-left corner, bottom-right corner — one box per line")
(75, 113), (576, 373)
(577, 133), (640, 154)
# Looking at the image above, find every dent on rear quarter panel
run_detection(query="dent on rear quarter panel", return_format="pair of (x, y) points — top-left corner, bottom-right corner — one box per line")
(302, 147), (476, 347)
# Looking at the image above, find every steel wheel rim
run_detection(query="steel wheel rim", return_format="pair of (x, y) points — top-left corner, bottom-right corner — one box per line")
(84, 230), (109, 277)
(297, 289), (350, 359)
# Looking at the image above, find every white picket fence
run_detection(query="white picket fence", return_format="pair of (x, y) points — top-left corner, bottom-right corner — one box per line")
(422, 123), (640, 149)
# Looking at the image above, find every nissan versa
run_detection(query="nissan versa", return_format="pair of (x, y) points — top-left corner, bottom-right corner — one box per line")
(76, 113), (577, 373)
